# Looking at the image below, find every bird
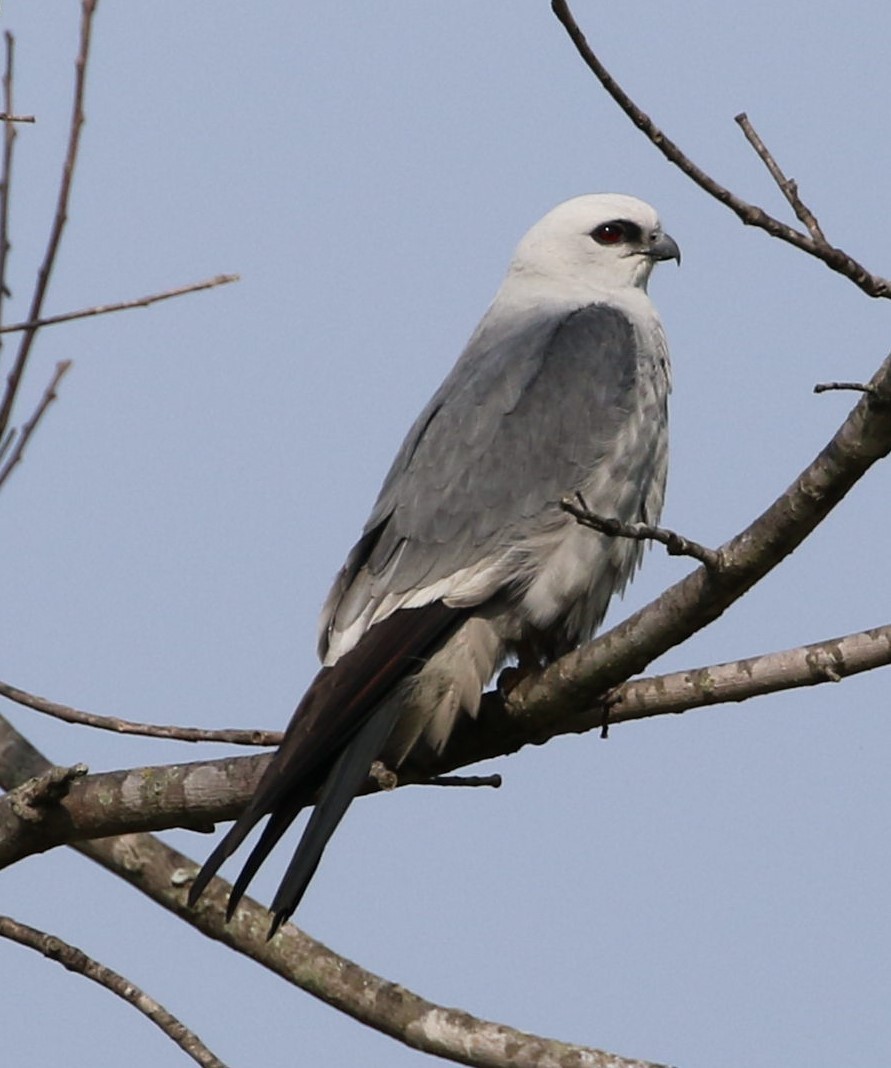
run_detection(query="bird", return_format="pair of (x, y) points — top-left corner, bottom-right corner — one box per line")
(188, 193), (679, 935)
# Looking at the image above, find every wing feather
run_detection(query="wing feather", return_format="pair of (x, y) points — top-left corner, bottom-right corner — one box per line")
(320, 302), (642, 660)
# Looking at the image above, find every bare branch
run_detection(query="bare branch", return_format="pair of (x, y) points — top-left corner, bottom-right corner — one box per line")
(0, 0), (97, 442)
(0, 273), (240, 335)
(814, 380), (884, 399)
(0, 113), (35, 123)
(0, 33), (18, 325)
(0, 718), (669, 1068)
(489, 345), (891, 749)
(734, 111), (827, 243)
(0, 740), (268, 867)
(605, 624), (891, 728)
(6, 762), (87, 823)
(4, 619), (891, 865)
(561, 492), (721, 569)
(0, 733), (492, 867)
(426, 773), (502, 789)
(550, 0), (891, 299)
(0, 678), (283, 746)
(0, 359), (71, 489)
(0, 915), (229, 1068)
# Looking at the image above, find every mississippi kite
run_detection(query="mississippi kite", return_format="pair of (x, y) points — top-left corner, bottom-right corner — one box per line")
(189, 193), (679, 933)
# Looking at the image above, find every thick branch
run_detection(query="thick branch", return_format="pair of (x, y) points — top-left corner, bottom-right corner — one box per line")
(0, 720), (668, 1068)
(0, 915), (228, 1068)
(4, 620), (890, 863)
(590, 624), (891, 730)
(550, 0), (891, 299)
(5, 762), (87, 821)
(0, 739), (268, 867)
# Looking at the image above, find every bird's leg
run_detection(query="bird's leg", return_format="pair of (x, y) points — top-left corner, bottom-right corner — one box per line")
(496, 639), (547, 697)
(597, 689), (623, 739)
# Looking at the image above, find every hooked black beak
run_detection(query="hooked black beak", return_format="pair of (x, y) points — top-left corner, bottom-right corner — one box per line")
(646, 231), (681, 265)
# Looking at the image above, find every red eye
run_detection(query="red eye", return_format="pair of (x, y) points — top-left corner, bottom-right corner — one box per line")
(592, 222), (625, 245)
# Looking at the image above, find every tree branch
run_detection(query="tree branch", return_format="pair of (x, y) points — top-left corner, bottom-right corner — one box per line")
(814, 380), (885, 399)
(0, 0), (98, 442)
(3, 619), (890, 865)
(550, 0), (891, 298)
(0, 359), (71, 489)
(8, 338), (872, 858)
(0, 736), (266, 867)
(0, 33), (18, 322)
(733, 111), (827, 244)
(561, 492), (720, 568)
(491, 350), (891, 748)
(0, 915), (229, 1068)
(5, 761), (87, 822)
(600, 623), (891, 728)
(0, 677), (283, 746)
(0, 719), (669, 1068)
(0, 273), (240, 335)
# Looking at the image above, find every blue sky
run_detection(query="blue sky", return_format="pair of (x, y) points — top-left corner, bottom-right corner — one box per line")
(3, 3), (891, 1066)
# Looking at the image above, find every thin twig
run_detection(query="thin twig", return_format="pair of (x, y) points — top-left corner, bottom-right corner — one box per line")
(0, 113), (34, 123)
(0, 33), (18, 331)
(813, 381), (881, 397)
(0, 273), (240, 334)
(0, 0), (97, 442)
(550, 0), (891, 299)
(425, 773), (502, 788)
(561, 493), (721, 569)
(0, 359), (71, 489)
(734, 112), (827, 243)
(0, 678), (283, 746)
(0, 916), (229, 1068)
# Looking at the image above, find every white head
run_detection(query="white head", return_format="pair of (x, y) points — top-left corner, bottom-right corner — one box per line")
(509, 193), (679, 295)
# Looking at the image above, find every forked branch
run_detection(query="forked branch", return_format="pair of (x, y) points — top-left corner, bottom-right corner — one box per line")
(550, 0), (891, 298)
(0, 0), (98, 442)
(0, 718), (669, 1068)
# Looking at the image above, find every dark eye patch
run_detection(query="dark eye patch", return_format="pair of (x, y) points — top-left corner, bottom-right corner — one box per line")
(590, 219), (642, 246)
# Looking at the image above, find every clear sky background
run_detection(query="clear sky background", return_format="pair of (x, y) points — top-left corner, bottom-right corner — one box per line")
(3, 3), (891, 1066)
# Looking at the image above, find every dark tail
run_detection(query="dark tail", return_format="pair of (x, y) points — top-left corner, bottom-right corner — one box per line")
(188, 602), (464, 931)
(266, 696), (400, 935)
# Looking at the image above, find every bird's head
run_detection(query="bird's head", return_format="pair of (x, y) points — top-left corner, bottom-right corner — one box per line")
(509, 193), (680, 296)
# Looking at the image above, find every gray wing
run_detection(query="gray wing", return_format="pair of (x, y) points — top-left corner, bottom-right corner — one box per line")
(320, 302), (645, 660)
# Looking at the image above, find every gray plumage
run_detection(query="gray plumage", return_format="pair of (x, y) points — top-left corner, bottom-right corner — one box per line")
(189, 193), (679, 932)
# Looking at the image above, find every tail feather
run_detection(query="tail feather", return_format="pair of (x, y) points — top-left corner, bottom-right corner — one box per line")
(225, 797), (304, 921)
(267, 697), (401, 936)
(187, 795), (269, 909)
(188, 602), (466, 926)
